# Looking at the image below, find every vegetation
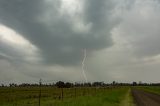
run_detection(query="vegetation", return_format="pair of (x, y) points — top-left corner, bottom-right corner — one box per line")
(136, 86), (160, 95)
(120, 89), (135, 106)
(1, 81), (159, 106)
(0, 86), (133, 106)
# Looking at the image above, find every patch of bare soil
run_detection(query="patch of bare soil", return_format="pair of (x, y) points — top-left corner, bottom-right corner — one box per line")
(132, 89), (160, 106)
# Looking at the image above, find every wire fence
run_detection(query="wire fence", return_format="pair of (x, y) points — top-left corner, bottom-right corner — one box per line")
(0, 79), (120, 106)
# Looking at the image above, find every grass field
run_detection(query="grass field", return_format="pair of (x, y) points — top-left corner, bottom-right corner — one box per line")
(0, 87), (134, 106)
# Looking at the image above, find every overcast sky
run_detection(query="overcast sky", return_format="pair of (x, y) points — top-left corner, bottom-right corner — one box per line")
(0, 0), (160, 84)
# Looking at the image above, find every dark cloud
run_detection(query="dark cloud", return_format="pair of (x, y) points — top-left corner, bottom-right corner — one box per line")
(0, 0), (117, 65)
(1, 0), (160, 83)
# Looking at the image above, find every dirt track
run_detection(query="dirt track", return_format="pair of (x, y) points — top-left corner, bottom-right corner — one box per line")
(132, 89), (160, 106)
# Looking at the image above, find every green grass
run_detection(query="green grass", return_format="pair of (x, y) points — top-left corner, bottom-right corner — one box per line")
(120, 88), (135, 106)
(0, 87), (134, 106)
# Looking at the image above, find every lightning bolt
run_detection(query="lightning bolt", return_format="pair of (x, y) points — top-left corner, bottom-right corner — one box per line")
(82, 49), (88, 83)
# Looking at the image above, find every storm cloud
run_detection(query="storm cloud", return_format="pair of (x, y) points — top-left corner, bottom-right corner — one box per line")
(1, 0), (160, 84)
(0, 0), (118, 65)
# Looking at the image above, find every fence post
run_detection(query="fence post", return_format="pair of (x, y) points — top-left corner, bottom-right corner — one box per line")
(74, 88), (76, 98)
(95, 87), (97, 95)
(61, 88), (63, 100)
(39, 79), (42, 106)
(83, 88), (85, 96)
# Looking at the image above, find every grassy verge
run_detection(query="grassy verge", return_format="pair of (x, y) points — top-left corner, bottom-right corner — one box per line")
(120, 88), (135, 106)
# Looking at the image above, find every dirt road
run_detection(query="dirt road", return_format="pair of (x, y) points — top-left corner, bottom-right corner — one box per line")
(132, 89), (160, 106)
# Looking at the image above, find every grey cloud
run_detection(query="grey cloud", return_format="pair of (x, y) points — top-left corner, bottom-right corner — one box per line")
(117, 0), (160, 58)
(1, 0), (160, 84)
(0, 54), (8, 60)
(0, 0), (118, 65)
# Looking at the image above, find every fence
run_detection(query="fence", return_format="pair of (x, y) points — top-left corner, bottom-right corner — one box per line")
(0, 79), (120, 106)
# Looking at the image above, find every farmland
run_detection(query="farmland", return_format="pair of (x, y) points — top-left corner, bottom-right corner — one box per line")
(0, 86), (133, 106)
(1, 86), (160, 106)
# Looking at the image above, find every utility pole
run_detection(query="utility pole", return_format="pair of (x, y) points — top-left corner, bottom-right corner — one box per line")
(39, 79), (42, 106)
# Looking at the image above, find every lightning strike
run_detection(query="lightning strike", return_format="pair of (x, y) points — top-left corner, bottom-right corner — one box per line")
(82, 49), (88, 83)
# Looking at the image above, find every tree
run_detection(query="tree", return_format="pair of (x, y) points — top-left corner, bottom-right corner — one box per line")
(56, 81), (65, 88)
(65, 82), (73, 88)
(132, 82), (137, 86)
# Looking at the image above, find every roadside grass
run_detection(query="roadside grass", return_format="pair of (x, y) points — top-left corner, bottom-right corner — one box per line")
(0, 87), (134, 106)
(120, 88), (136, 106)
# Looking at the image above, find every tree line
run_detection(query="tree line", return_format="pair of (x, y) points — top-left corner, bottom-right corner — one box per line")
(0, 81), (160, 88)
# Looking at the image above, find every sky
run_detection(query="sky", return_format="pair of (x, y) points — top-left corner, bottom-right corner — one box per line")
(0, 0), (160, 84)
